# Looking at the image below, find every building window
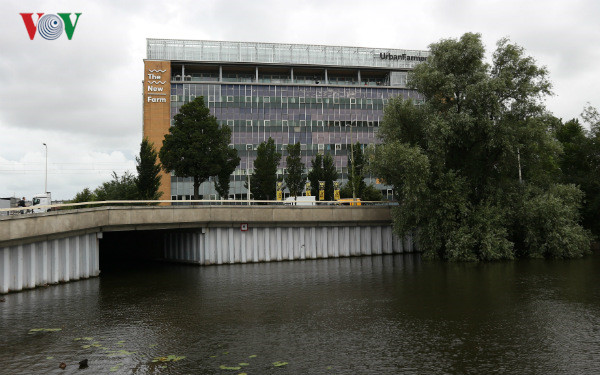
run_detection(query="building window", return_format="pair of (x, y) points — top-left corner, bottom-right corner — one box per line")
(282, 97), (288, 103)
(246, 120), (253, 126)
(264, 120), (270, 126)
(282, 120), (288, 126)
(171, 95), (178, 101)
(350, 98), (356, 105)
(299, 97), (305, 104)
(245, 96), (252, 103)
(227, 96), (234, 102)
(246, 144), (253, 150)
(189, 95), (196, 101)
(227, 120), (234, 126)
(300, 120), (306, 126)
(263, 96), (270, 103)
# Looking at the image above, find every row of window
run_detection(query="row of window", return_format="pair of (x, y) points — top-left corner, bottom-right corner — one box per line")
(233, 143), (351, 152)
(171, 75), (390, 86)
(171, 95), (391, 105)
(220, 119), (380, 127)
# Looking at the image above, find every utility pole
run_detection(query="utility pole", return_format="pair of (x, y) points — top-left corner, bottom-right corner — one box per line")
(43, 143), (48, 193)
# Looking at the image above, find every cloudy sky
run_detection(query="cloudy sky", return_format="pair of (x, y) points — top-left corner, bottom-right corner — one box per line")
(1, 0), (599, 200)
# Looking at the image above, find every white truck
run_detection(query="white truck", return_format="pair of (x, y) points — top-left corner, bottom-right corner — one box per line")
(284, 196), (316, 206)
(32, 193), (52, 213)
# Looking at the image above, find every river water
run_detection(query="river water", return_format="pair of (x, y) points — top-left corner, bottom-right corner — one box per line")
(1, 253), (599, 374)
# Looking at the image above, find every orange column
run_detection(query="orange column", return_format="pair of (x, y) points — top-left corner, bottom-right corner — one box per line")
(142, 60), (171, 201)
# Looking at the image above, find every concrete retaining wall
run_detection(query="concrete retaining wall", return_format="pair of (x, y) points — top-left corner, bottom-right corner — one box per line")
(0, 233), (100, 294)
(163, 225), (413, 265)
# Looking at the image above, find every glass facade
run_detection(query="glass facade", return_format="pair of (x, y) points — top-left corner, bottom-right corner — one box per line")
(146, 39), (428, 200)
(148, 39), (429, 70)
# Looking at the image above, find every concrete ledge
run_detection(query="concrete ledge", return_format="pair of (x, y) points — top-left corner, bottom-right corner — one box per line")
(0, 205), (393, 247)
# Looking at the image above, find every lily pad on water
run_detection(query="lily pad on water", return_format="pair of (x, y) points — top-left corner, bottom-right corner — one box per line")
(108, 350), (136, 357)
(152, 355), (186, 363)
(46, 357), (54, 360)
(273, 361), (288, 367)
(220, 365), (242, 370)
(28, 328), (62, 334)
(81, 345), (91, 349)
(109, 363), (123, 372)
(248, 355), (257, 358)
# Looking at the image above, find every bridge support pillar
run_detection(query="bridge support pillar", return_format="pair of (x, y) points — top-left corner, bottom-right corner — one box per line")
(0, 233), (101, 294)
(162, 225), (414, 266)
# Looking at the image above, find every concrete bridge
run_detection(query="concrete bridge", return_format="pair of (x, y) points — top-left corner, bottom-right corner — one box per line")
(0, 204), (414, 294)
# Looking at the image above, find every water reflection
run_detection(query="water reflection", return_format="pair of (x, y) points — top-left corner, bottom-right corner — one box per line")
(1, 254), (599, 374)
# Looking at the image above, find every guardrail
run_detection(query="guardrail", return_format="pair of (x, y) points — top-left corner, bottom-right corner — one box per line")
(0, 199), (397, 215)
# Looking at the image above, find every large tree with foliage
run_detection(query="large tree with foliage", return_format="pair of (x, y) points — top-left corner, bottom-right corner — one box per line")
(214, 147), (241, 200)
(248, 137), (281, 200)
(135, 137), (163, 200)
(554, 106), (600, 236)
(95, 171), (139, 201)
(159, 97), (236, 200)
(285, 142), (305, 198)
(307, 153), (323, 198)
(308, 153), (338, 200)
(372, 32), (591, 261)
(345, 142), (367, 199)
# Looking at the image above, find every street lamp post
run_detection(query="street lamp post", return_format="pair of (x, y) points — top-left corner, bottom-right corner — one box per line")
(43, 143), (48, 194)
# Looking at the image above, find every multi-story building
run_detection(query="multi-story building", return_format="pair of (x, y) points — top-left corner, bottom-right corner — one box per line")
(143, 39), (428, 201)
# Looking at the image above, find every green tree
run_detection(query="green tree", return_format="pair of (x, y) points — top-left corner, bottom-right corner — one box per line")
(340, 184), (383, 201)
(95, 171), (139, 201)
(346, 142), (366, 199)
(373, 32), (591, 261)
(285, 142), (305, 198)
(214, 147), (240, 200)
(248, 137), (281, 200)
(72, 187), (96, 202)
(135, 137), (163, 200)
(322, 153), (338, 201)
(307, 153), (323, 198)
(159, 96), (235, 200)
(71, 188), (96, 203)
(307, 153), (338, 200)
(555, 108), (600, 236)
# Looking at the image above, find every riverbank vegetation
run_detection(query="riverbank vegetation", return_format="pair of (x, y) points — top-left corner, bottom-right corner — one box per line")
(372, 32), (594, 261)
